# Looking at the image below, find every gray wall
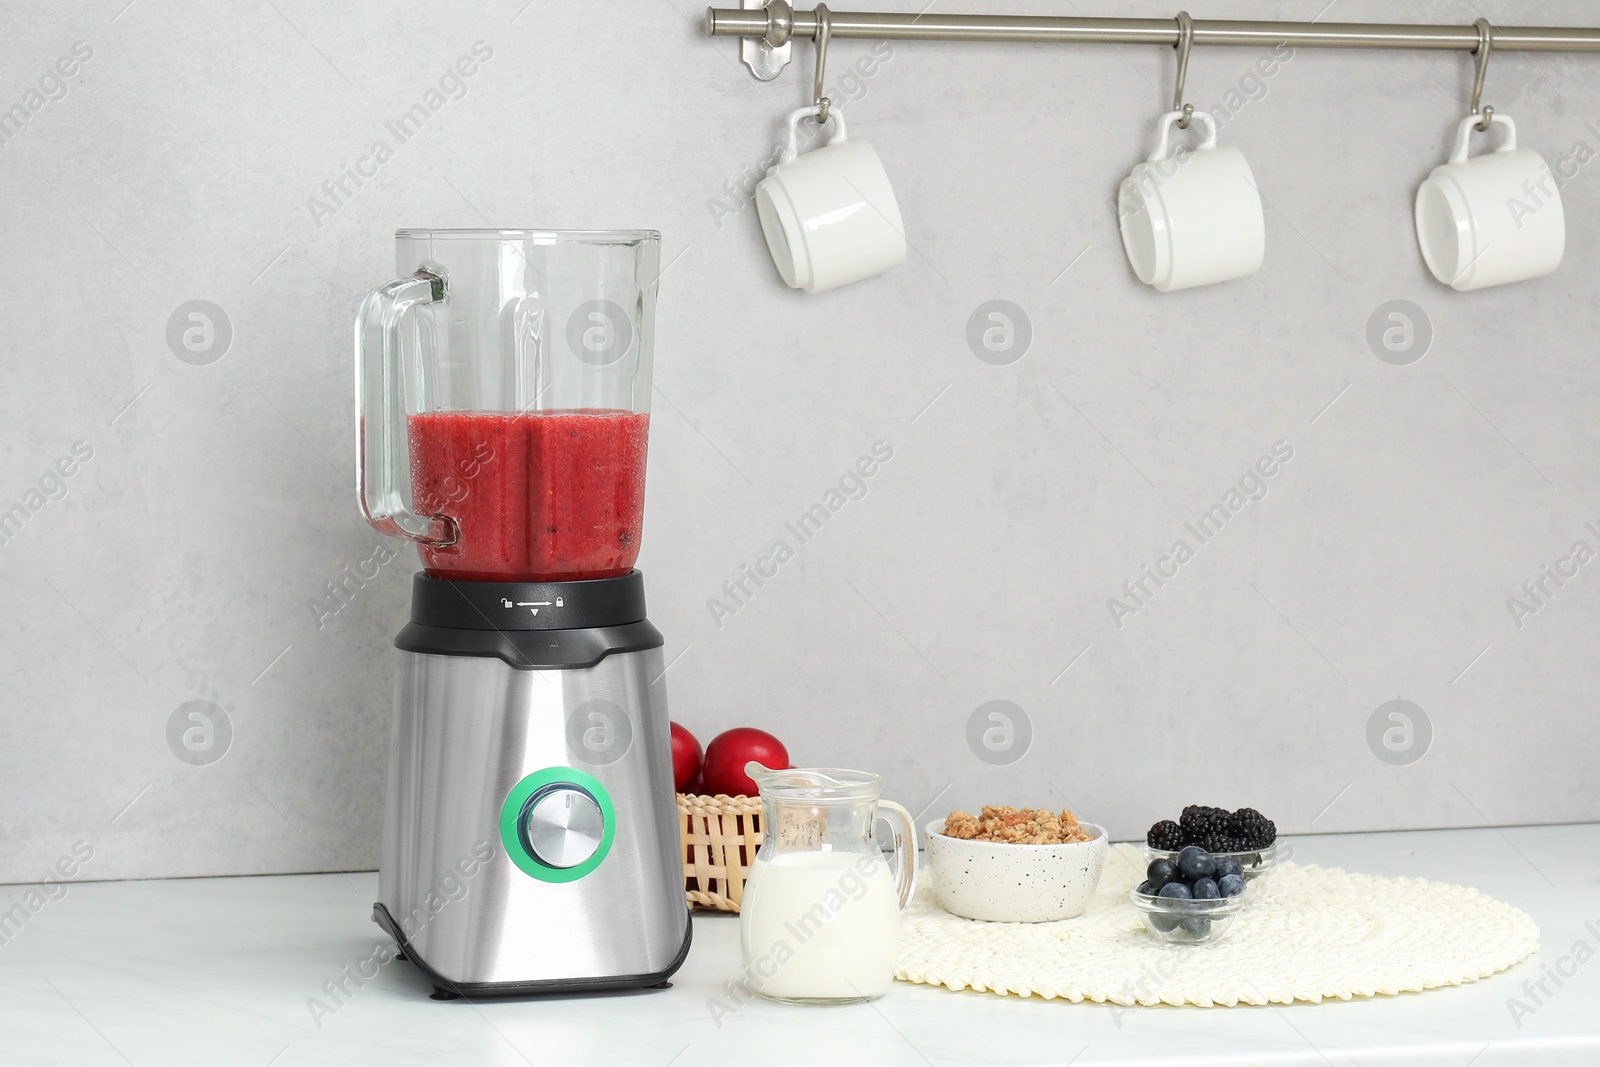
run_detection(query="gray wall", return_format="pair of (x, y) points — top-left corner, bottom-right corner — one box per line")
(3, 0), (1598, 883)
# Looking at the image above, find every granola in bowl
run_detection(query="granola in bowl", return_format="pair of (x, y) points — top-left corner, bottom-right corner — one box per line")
(926, 807), (1107, 922)
(941, 805), (1092, 845)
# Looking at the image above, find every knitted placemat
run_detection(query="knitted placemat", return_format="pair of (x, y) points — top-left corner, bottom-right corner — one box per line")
(896, 843), (1539, 1006)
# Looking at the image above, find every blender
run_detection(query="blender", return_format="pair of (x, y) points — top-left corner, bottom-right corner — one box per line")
(355, 228), (690, 997)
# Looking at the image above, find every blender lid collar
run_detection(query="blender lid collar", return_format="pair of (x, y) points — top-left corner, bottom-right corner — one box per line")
(394, 618), (663, 671)
(397, 571), (663, 671)
(408, 571), (650, 631)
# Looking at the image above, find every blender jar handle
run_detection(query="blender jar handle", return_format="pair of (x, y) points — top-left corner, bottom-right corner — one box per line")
(355, 270), (455, 545)
(876, 800), (919, 912)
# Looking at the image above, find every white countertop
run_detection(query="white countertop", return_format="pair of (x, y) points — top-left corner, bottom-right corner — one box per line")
(2, 825), (1597, 1067)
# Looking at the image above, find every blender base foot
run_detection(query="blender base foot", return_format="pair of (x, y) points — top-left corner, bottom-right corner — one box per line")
(372, 902), (692, 999)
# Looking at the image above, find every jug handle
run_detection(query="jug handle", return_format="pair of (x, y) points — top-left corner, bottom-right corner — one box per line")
(355, 270), (456, 545)
(876, 800), (919, 912)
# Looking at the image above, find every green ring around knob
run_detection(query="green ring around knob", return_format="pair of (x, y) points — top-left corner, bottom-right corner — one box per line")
(499, 766), (616, 883)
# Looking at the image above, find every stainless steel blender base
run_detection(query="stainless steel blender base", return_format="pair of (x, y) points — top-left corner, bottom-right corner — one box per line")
(376, 645), (690, 992)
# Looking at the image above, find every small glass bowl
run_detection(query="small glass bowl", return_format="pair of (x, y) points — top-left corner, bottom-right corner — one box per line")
(1128, 887), (1248, 944)
(1142, 842), (1286, 884)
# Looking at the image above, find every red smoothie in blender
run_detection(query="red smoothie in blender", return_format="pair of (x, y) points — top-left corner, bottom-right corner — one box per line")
(407, 409), (649, 582)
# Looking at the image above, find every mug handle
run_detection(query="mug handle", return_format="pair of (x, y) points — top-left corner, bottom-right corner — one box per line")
(355, 270), (457, 545)
(1148, 108), (1218, 162)
(1448, 111), (1518, 164)
(875, 799), (919, 912)
(776, 105), (850, 167)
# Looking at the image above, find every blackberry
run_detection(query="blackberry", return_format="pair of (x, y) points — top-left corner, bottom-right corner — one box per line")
(1179, 805), (1229, 848)
(1229, 807), (1276, 850)
(1147, 819), (1183, 851)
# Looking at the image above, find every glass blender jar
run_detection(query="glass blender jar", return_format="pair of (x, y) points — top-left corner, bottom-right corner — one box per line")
(355, 229), (690, 998)
(358, 227), (656, 580)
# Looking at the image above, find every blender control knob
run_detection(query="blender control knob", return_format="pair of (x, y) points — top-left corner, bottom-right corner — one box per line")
(523, 787), (606, 869)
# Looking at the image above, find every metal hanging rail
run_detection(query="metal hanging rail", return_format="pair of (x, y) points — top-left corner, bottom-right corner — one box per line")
(707, 5), (1600, 50)
(707, 3), (1600, 79)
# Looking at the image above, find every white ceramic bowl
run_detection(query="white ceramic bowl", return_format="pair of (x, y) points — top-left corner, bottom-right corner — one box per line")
(924, 820), (1108, 923)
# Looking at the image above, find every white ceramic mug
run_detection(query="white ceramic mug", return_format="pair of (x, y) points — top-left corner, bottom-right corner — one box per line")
(1118, 110), (1265, 293)
(755, 106), (906, 294)
(1415, 112), (1564, 292)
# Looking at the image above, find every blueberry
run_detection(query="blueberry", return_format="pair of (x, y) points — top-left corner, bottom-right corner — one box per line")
(1192, 877), (1219, 900)
(1176, 845), (1216, 881)
(1213, 857), (1243, 880)
(1157, 881), (1192, 900)
(1181, 916), (1212, 938)
(1219, 874), (1245, 898)
(1135, 880), (1156, 896)
(1150, 913), (1181, 932)
(1146, 859), (1178, 887)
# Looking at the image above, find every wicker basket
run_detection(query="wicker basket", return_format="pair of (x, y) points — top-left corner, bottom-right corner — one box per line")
(677, 792), (762, 912)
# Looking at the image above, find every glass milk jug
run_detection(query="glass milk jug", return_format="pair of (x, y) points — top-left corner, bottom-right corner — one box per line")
(738, 765), (918, 1003)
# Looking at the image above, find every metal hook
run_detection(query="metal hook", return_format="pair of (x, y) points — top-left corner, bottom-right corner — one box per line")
(1471, 17), (1493, 130)
(813, 3), (833, 124)
(1172, 11), (1195, 129)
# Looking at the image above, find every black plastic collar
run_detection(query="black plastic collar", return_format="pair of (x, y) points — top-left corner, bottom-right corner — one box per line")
(407, 571), (648, 630)
(396, 571), (661, 670)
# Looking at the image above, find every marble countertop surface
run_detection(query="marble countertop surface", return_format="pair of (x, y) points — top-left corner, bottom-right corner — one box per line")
(2, 824), (1597, 1066)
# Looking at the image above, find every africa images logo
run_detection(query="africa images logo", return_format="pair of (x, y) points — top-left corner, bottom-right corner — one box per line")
(1106, 441), (1295, 628)
(0, 41), (93, 150)
(707, 441), (894, 628)
(305, 42), (494, 228)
